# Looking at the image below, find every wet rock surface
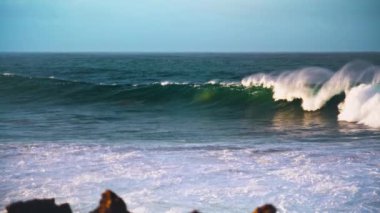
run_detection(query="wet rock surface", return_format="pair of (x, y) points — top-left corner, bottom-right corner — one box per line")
(90, 190), (130, 213)
(6, 198), (72, 213)
(5, 190), (275, 213)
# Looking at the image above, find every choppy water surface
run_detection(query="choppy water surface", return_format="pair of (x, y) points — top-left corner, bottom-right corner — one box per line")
(0, 53), (380, 212)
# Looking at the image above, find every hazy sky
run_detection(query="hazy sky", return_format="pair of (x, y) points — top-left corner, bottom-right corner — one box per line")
(0, 0), (379, 52)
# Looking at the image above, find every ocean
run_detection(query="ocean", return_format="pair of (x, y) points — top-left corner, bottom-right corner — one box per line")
(0, 53), (379, 212)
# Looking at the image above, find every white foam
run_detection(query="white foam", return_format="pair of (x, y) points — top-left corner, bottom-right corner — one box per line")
(159, 81), (189, 86)
(338, 84), (380, 128)
(160, 81), (172, 86)
(2, 72), (14, 76)
(131, 206), (149, 213)
(165, 207), (186, 213)
(0, 142), (379, 212)
(242, 61), (380, 128)
(206, 80), (240, 87)
(206, 79), (219, 85)
(219, 81), (240, 87)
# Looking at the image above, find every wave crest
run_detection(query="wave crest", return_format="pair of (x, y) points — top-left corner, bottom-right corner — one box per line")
(338, 84), (380, 128)
(242, 61), (380, 128)
(2, 61), (380, 128)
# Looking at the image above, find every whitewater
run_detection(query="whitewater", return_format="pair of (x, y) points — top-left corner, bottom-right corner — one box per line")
(1, 53), (379, 213)
(242, 61), (380, 128)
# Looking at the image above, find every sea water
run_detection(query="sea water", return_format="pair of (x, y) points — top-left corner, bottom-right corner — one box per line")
(0, 53), (379, 212)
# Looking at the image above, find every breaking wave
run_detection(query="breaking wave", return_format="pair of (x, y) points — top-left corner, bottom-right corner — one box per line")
(242, 61), (380, 128)
(1, 60), (380, 128)
(338, 84), (380, 128)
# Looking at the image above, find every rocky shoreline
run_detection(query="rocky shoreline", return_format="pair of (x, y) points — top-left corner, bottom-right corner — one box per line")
(5, 189), (276, 213)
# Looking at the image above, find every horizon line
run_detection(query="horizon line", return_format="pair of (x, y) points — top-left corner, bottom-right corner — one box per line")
(1, 50), (380, 54)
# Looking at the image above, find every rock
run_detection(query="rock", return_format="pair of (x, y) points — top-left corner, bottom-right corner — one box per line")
(90, 190), (130, 213)
(5, 190), (277, 213)
(252, 204), (276, 213)
(6, 198), (72, 213)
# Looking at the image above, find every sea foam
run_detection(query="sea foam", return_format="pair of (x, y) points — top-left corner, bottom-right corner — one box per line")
(1, 141), (379, 212)
(241, 61), (380, 128)
(338, 84), (380, 128)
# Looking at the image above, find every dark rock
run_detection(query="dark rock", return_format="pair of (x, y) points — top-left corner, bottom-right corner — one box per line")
(6, 198), (72, 213)
(252, 204), (277, 213)
(90, 190), (130, 213)
(5, 190), (277, 213)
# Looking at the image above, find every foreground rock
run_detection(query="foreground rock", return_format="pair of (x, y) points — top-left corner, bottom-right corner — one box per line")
(5, 189), (276, 213)
(252, 204), (277, 213)
(6, 198), (72, 213)
(90, 190), (130, 213)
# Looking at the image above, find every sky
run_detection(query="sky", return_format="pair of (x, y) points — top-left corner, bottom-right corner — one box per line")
(0, 0), (379, 52)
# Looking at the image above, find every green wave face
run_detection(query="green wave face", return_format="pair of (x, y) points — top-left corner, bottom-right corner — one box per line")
(0, 74), (343, 114)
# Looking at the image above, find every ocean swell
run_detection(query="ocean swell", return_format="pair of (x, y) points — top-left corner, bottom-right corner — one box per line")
(0, 73), (274, 109)
(2, 60), (380, 128)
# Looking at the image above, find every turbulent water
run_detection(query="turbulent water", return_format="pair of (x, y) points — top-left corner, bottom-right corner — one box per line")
(0, 53), (380, 212)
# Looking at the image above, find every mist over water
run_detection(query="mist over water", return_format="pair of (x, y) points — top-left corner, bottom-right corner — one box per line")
(242, 60), (380, 128)
(0, 53), (380, 212)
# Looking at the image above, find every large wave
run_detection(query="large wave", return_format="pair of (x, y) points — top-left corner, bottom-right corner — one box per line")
(242, 61), (380, 128)
(0, 73), (274, 109)
(338, 84), (380, 128)
(1, 61), (379, 128)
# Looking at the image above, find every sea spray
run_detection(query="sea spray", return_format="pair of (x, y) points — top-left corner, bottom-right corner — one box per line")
(338, 84), (380, 128)
(241, 67), (333, 110)
(1, 53), (380, 212)
(242, 61), (380, 128)
(2, 57), (380, 128)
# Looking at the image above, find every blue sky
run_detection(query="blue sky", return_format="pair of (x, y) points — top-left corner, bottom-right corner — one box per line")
(0, 0), (379, 52)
